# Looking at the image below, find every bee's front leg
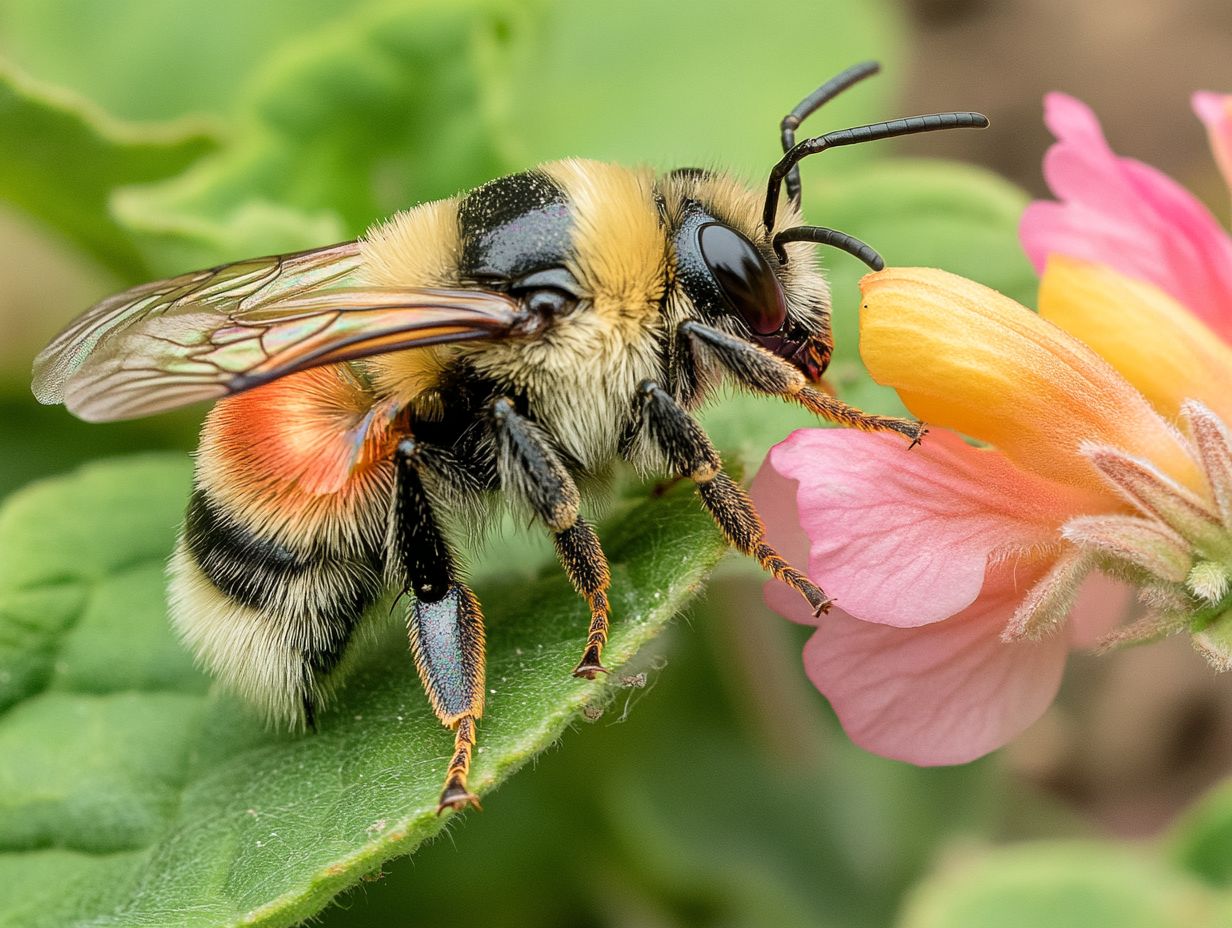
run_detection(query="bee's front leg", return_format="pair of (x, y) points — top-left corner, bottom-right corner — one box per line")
(488, 398), (613, 679)
(395, 439), (485, 814)
(635, 380), (832, 616)
(678, 320), (926, 445)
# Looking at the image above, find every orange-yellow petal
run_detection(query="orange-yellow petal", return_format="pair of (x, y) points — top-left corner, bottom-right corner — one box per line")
(859, 267), (1201, 496)
(1039, 256), (1232, 426)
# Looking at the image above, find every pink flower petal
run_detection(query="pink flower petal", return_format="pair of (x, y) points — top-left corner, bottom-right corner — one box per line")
(1020, 93), (1232, 342)
(1194, 91), (1232, 198)
(750, 455), (817, 627)
(804, 562), (1067, 765)
(1067, 569), (1134, 649)
(755, 428), (1091, 629)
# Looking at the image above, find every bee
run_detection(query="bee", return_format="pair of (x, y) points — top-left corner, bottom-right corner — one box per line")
(32, 62), (986, 813)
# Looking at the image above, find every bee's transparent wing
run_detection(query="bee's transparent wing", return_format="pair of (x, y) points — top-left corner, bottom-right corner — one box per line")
(32, 241), (522, 422)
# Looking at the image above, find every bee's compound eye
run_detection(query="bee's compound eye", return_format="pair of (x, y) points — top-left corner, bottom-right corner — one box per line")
(698, 223), (787, 335)
(522, 287), (576, 318)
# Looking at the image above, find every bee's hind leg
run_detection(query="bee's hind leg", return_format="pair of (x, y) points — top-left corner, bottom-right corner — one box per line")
(488, 398), (613, 679)
(635, 380), (832, 617)
(396, 439), (485, 814)
(410, 586), (485, 813)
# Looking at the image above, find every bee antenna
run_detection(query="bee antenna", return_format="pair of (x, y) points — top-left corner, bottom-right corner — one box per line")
(773, 226), (884, 271)
(779, 61), (882, 210)
(763, 111), (990, 232)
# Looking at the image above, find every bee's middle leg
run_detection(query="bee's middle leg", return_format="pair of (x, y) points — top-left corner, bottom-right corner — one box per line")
(488, 398), (613, 679)
(634, 380), (831, 616)
(395, 439), (485, 813)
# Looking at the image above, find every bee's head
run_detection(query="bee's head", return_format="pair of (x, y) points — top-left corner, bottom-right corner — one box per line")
(660, 169), (834, 382)
(657, 61), (988, 385)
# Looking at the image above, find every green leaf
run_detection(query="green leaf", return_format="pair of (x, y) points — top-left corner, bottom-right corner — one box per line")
(114, 0), (531, 273)
(0, 455), (727, 928)
(899, 843), (1225, 928)
(1170, 779), (1232, 889)
(0, 62), (216, 276)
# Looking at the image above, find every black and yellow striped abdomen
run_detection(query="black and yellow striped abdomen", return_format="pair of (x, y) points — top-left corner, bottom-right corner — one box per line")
(168, 365), (396, 727)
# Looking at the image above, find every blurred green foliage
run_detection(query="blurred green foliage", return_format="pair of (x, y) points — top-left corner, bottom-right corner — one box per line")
(900, 843), (1229, 928)
(1, 1), (1222, 927)
(0, 61), (215, 276)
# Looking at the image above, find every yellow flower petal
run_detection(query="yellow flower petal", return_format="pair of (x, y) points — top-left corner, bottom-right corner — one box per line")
(1039, 256), (1232, 426)
(859, 267), (1201, 495)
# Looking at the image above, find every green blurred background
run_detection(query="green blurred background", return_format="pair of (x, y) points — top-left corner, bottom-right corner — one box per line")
(3, 1), (1232, 926)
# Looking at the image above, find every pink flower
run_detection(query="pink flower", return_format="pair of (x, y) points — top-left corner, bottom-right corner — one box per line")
(1020, 93), (1232, 341)
(753, 91), (1232, 766)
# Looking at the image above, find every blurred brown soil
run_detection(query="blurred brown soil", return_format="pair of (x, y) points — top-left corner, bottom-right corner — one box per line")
(898, 0), (1232, 219)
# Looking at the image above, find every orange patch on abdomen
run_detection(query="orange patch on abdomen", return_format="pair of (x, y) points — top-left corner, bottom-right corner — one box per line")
(195, 365), (399, 547)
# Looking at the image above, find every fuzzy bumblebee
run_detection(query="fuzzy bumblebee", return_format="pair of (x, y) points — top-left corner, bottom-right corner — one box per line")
(32, 62), (986, 812)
